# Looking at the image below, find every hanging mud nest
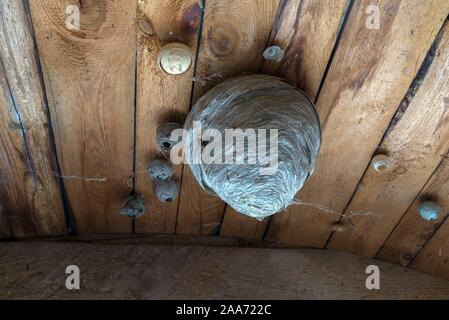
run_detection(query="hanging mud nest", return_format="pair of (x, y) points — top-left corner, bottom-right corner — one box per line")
(183, 74), (321, 220)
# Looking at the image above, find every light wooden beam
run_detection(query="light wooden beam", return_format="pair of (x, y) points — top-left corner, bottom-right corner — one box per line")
(29, 0), (137, 233)
(266, 0), (449, 248)
(0, 0), (66, 237)
(1, 240), (449, 299)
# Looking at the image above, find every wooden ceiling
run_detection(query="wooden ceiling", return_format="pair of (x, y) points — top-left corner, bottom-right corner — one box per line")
(0, 0), (449, 282)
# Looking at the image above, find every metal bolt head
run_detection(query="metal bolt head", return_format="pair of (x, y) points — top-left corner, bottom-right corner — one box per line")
(157, 43), (193, 75)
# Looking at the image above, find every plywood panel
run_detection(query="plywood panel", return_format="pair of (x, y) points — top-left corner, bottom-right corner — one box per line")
(220, 0), (349, 239)
(2, 242), (449, 299)
(266, 0), (449, 247)
(378, 156), (449, 267)
(0, 0), (65, 237)
(135, 0), (201, 234)
(327, 21), (449, 256)
(29, 0), (137, 233)
(176, 0), (280, 236)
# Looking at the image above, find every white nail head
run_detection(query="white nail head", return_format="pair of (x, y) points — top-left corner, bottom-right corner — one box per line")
(119, 194), (145, 219)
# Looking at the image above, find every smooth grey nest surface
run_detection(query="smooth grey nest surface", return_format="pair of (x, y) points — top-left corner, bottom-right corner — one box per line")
(183, 74), (321, 220)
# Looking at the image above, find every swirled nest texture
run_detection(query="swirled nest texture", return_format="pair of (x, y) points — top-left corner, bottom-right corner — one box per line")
(184, 74), (321, 220)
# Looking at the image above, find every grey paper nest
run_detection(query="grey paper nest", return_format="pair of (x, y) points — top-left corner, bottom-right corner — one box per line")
(183, 74), (321, 220)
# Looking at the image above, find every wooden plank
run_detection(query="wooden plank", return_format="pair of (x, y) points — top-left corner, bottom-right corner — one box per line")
(0, 64), (25, 238)
(266, 0), (449, 247)
(0, 0), (66, 237)
(220, 0), (349, 239)
(378, 155), (449, 266)
(29, 0), (137, 233)
(19, 234), (305, 249)
(220, 214), (270, 240)
(134, 0), (201, 234)
(176, 0), (280, 236)
(2, 242), (449, 299)
(327, 21), (449, 256)
(262, 0), (350, 98)
(412, 198), (449, 280)
(0, 203), (9, 238)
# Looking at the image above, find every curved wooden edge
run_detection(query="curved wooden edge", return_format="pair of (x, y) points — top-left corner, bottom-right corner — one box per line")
(1, 239), (448, 299)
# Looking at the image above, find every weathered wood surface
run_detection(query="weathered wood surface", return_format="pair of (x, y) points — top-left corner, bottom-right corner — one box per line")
(0, 203), (9, 238)
(266, 0), (449, 248)
(378, 156), (449, 267)
(263, 0), (349, 98)
(220, 0), (349, 240)
(327, 21), (449, 257)
(135, 0), (201, 234)
(413, 210), (449, 281)
(411, 156), (449, 280)
(0, 0), (66, 237)
(176, 0), (280, 236)
(29, 0), (137, 233)
(1, 241), (449, 299)
(19, 234), (305, 249)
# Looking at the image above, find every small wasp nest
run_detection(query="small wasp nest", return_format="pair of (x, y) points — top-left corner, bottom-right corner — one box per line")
(155, 180), (180, 203)
(263, 46), (284, 62)
(157, 122), (182, 151)
(119, 194), (145, 219)
(148, 159), (173, 182)
(157, 43), (193, 75)
(371, 154), (391, 172)
(418, 201), (441, 221)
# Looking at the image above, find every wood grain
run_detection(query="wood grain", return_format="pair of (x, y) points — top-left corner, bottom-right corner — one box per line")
(0, 0), (66, 237)
(413, 194), (449, 280)
(2, 242), (449, 299)
(327, 20), (449, 256)
(176, 0), (280, 236)
(0, 203), (9, 238)
(378, 156), (449, 267)
(263, 0), (349, 98)
(266, 0), (449, 248)
(134, 0), (201, 234)
(220, 0), (349, 240)
(29, 0), (137, 233)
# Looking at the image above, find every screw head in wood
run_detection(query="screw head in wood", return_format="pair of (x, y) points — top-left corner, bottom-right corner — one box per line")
(418, 201), (440, 221)
(157, 43), (193, 75)
(371, 154), (390, 172)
